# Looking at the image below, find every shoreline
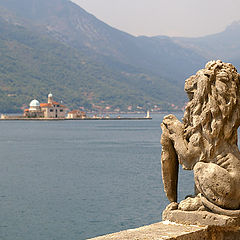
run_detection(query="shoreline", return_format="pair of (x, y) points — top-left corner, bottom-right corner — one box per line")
(0, 117), (152, 121)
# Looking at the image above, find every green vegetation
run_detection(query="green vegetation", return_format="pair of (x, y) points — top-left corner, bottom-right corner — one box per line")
(3, 0), (240, 113)
(0, 18), (185, 113)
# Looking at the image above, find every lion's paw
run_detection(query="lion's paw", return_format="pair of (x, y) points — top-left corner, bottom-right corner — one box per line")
(178, 195), (203, 211)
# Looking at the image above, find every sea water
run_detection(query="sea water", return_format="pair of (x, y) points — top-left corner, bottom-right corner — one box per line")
(0, 113), (194, 240)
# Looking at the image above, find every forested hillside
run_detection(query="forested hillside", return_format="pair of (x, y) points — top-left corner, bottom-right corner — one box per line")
(0, 0), (193, 113)
(0, 16), (183, 112)
(2, 0), (239, 113)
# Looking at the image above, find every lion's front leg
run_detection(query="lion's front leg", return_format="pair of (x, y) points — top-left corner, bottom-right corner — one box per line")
(161, 122), (179, 202)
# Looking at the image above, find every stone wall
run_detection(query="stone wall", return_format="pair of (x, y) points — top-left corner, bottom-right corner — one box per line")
(88, 221), (240, 240)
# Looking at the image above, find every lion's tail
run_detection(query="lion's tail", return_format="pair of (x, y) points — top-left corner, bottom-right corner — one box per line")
(201, 195), (240, 217)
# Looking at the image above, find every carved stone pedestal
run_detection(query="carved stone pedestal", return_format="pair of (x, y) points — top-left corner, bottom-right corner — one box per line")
(163, 209), (240, 227)
(163, 209), (240, 239)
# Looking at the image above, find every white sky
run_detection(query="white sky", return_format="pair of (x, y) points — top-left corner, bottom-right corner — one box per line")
(71, 0), (240, 37)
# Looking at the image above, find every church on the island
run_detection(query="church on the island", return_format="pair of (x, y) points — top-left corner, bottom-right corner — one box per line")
(24, 93), (67, 118)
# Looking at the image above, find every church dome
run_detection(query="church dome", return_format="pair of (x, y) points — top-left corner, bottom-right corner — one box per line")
(48, 93), (53, 98)
(29, 99), (40, 107)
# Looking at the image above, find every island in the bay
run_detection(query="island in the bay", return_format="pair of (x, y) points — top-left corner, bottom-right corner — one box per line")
(1, 93), (151, 120)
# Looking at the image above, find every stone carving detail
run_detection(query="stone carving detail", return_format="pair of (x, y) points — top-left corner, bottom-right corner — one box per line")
(161, 60), (240, 216)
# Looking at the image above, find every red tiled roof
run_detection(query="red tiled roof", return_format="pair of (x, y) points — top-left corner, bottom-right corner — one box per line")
(40, 103), (51, 107)
(40, 102), (66, 108)
(52, 101), (66, 107)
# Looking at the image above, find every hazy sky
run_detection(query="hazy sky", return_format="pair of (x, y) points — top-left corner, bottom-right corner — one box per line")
(71, 0), (240, 37)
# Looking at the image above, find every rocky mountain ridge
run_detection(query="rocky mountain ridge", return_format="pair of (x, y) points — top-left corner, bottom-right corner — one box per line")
(0, 0), (239, 112)
(172, 21), (240, 68)
(0, 0), (207, 82)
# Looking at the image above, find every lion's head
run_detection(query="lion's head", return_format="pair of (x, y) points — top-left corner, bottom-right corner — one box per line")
(182, 60), (240, 159)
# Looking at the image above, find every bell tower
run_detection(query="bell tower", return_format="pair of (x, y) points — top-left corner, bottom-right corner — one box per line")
(48, 93), (53, 104)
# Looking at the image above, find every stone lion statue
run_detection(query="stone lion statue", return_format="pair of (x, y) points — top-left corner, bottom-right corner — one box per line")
(161, 60), (240, 216)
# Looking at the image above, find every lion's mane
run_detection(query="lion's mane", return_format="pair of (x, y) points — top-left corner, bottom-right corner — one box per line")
(182, 60), (240, 160)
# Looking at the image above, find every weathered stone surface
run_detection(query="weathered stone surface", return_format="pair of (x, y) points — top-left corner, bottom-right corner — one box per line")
(88, 221), (208, 240)
(88, 221), (240, 240)
(161, 124), (179, 202)
(163, 209), (240, 227)
(178, 194), (203, 211)
(161, 60), (240, 216)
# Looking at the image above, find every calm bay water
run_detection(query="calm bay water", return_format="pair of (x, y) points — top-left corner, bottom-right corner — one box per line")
(0, 113), (194, 240)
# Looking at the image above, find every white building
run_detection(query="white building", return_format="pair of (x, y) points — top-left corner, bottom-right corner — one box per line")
(24, 93), (67, 118)
(67, 110), (86, 119)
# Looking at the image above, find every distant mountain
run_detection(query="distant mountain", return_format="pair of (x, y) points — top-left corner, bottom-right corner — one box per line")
(172, 21), (240, 70)
(0, 0), (205, 112)
(1, 0), (239, 113)
(0, 0), (207, 83)
(0, 13), (184, 112)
